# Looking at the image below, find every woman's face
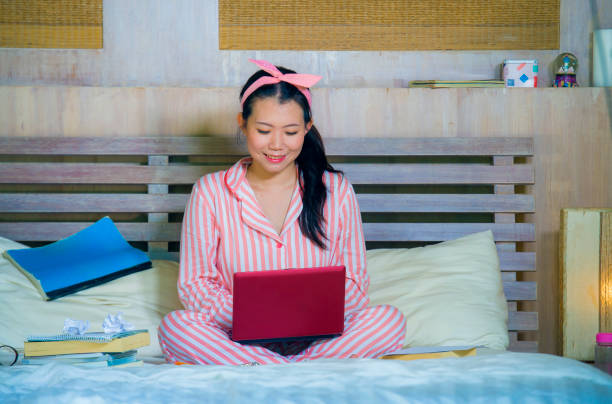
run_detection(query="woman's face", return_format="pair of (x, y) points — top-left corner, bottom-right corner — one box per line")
(239, 97), (312, 179)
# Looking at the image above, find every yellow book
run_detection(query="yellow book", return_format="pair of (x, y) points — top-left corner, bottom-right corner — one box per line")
(379, 346), (477, 361)
(24, 330), (150, 357)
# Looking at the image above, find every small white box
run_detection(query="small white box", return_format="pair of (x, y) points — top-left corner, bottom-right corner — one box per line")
(503, 60), (538, 88)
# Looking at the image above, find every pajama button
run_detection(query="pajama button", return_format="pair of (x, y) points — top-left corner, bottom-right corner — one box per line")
(276, 242), (282, 248)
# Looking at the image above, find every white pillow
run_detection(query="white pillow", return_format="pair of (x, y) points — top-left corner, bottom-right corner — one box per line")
(367, 230), (509, 350)
(0, 237), (183, 357)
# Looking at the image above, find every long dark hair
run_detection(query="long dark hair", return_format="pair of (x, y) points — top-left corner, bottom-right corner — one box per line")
(240, 66), (341, 249)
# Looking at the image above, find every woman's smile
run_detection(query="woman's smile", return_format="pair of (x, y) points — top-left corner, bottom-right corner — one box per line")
(264, 153), (286, 163)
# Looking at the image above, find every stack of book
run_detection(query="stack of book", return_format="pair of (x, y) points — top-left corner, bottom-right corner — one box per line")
(409, 80), (505, 88)
(22, 329), (150, 368)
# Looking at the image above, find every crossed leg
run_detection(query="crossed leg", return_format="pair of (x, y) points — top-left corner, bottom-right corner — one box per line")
(288, 304), (406, 361)
(158, 304), (405, 365)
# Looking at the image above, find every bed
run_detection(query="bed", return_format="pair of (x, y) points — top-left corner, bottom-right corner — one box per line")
(0, 136), (610, 403)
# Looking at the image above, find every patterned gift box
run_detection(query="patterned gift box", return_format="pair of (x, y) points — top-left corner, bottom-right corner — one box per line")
(503, 60), (538, 88)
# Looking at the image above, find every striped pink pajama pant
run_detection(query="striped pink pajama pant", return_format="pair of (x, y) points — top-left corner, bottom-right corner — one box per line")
(158, 304), (406, 365)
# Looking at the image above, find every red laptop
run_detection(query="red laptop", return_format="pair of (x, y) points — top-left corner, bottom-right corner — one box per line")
(231, 266), (346, 343)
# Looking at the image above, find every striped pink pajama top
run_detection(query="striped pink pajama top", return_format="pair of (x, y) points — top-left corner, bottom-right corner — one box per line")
(158, 158), (406, 365)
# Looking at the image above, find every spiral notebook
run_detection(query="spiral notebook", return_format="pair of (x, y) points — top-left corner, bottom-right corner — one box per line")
(24, 329), (150, 357)
(27, 329), (148, 343)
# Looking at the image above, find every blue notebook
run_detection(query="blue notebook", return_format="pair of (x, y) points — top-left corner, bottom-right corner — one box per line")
(3, 217), (152, 300)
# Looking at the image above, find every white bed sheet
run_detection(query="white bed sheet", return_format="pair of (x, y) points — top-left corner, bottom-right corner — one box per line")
(1, 352), (611, 403)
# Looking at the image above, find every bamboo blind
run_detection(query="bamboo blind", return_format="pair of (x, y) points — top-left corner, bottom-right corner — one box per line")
(0, 0), (102, 49)
(219, 0), (560, 50)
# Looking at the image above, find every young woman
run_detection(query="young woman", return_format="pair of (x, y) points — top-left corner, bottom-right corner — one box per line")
(158, 60), (406, 365)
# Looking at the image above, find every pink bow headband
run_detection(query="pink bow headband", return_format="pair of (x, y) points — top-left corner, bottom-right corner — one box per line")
(241, 59), (322, 109)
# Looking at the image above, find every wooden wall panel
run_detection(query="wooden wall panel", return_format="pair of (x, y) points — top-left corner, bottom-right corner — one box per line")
(1, 0), (609, 87)
(1, 86), (611, 356)
(219, 0), (560, 50)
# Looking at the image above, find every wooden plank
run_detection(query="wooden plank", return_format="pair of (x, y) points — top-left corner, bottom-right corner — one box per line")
(0, 163), (221, 185)
(508, 332), (538, 353)
(496, 243), (517, 252)
(0, 222), (181, 242)
(0, 136), (248, 156)
(493, 156), (514, 170)
(339, 164), (534, 185)
(0, 136), (533, 156)
(0, 193), (534, 214)
(560, 209), (601, 361)
(362, 223), (535, 242)
(601, 212), (612, 333)
(508, 311), (538, 331)
(356, 194), (534, 213)
(328, 137), (533, 156)
(508, 341), (539, 353)
(1, 221), (536, 243)
(504, 281), (537, 301)
(0, 194), (189, 213)
(0, 162), (535, 185)
(148, 251), (180, 261)
(494, 185), (515, 195)
(497, 251), (536, 271)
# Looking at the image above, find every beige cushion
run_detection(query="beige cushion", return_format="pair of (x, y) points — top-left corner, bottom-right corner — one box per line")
(367, 230), (509, 350)
(0, 237), (183, 357)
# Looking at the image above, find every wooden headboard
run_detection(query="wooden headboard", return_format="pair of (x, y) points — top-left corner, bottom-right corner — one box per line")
(0, 136), (536, 352)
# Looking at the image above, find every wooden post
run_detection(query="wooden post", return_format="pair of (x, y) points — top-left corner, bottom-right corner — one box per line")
(493, 156), (516, 249)
(601, 212), (612, 333)
(560, 209), (607, 360)
(493, 155), (534, 351)
(148, 155), (169, 259)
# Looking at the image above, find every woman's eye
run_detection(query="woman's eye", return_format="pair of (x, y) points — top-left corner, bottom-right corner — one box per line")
(257, 129), (270, 134)
(286, 132), (298, 136)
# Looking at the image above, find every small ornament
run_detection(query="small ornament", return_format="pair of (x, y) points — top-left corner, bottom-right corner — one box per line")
(552, 52), (579, 87)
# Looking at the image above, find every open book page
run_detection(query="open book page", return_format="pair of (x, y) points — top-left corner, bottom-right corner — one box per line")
(379, 346), (478, 360)
(386, 346), (479, 355)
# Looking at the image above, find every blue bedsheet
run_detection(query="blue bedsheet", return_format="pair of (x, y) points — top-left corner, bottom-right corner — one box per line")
(1, 352), (611, 403)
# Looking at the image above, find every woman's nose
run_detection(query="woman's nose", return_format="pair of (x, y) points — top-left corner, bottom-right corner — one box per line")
(269, 131), (283, 149)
